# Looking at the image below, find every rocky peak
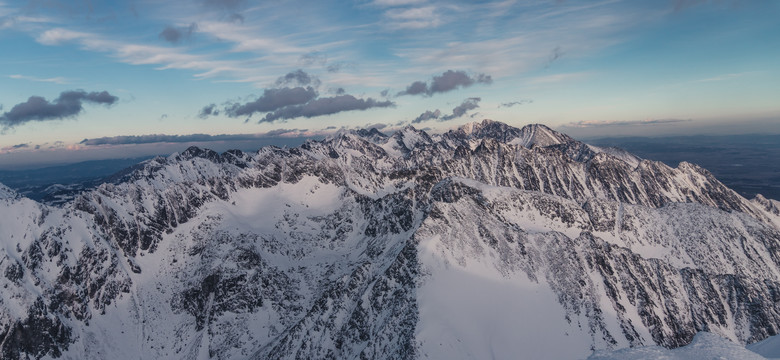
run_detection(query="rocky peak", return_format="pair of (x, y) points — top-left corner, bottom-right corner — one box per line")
(355, 127), (388, 141)
(514, 123), (575, 148)
(450, 119), (577, 150)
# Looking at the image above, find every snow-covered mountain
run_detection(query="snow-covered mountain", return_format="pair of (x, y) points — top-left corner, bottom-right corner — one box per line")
(2, 119), (780, 359)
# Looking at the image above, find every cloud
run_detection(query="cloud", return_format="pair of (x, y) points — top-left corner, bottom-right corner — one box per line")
(326, 61), (356, 73)
(364, 123), (388, 130)
(78, 128), (321, 146)
(412, 109), (441, 124)
(398, 70), (492, 96)
(0, 143), (31, 153)
(411, 97), (481, 123)
(275, 69), (320, 87)
(499, 99), (533, 108)
(225, 87), (318, 118)
(159, 23), (197, 44)
(299, 52), (327, 66)
(545, 46), (564, 67)
(263, 128), (306, 136)
(80, 133), (262, 146)
(261, 95), (395, 122)
(36, 28), (88, 45)
(1, 90), (118, 129)
(444, 97), (480, 121)
(400, 81), (428, 96)
(9, 74), (69, 84)
(384, 6), (443, 29)
(199, 103), (220, 118)
(565, 118), (693, 128)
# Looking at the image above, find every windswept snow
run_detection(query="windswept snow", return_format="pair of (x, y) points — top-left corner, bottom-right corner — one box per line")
(589, 332), (766, 360)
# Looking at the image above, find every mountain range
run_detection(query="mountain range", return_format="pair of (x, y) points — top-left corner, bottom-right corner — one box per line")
(1, 119), (779, 359)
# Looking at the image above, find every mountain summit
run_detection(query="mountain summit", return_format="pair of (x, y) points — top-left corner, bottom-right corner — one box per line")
(1, 120), (779, 359)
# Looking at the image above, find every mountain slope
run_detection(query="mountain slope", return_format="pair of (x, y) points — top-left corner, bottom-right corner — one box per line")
(1, 120), (779, 359)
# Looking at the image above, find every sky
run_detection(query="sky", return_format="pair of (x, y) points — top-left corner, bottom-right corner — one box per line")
(0, 0), (779, 169)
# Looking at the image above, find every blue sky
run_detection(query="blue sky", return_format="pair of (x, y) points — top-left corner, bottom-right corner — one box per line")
(0, 0), (778, 168)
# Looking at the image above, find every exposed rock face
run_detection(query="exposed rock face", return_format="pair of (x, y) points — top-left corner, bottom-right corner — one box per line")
(1, 119), (779, 359)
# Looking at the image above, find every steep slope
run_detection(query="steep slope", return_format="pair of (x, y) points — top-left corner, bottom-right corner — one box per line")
(1, 119), (779, 359)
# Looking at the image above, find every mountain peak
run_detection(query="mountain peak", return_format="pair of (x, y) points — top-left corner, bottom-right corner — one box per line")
(455, 120), (573, 148)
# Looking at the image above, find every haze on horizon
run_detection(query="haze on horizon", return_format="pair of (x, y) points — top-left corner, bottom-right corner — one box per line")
(0, 0), (778, 169)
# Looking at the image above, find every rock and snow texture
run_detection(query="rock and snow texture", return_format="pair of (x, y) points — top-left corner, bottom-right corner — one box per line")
(0, 183), (17, 200)
(1, 119), (780, 359)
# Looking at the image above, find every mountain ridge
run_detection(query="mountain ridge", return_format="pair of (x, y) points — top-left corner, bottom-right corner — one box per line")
(1, 120), (779, 359)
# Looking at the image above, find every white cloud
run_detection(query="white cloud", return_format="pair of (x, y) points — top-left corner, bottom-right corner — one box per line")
(393, 1), (643, 77)
(36, 28), (88, 45)
(9, 74), (69, 84)
(385, 6), (443, 29)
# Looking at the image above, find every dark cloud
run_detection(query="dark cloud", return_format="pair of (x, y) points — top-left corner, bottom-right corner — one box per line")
(159, 23), (197, 44)
(430, 71), (491, 94)
(275, 69), (320, 87)
(299, 52), (327, 66)
(380, 89), (390, 97)
(412, 109), (442, 124)
(326, 62), (356, 73)
(261, 95), (394, 123)
(443, 97), (480, 121)
(12, 143), (29, 149)
(397, 70), (492, 96)
(499, 99), (533, 108)
(411, 97), (481, 123)
(0, 90), (118, 129)
(206, 70), (393, 123)
(199, 103), (220, 118)
(225, 87), (318, 118)
(545, 46), (564, 67)
(399, 81), (428, 96)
